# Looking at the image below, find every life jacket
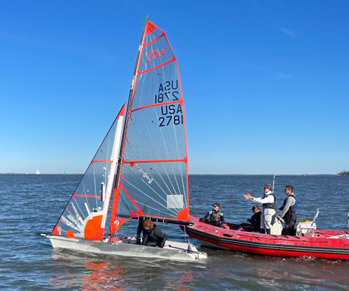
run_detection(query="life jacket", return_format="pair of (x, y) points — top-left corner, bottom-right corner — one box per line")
(262, 193), (275, 209)
(209, 210), (223, 222)
(280, 194), (297, 226)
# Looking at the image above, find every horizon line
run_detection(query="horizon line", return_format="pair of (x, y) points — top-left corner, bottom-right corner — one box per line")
(0, 172), (339, 176)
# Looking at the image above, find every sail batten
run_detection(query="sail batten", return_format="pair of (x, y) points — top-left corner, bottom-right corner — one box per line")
(130, 100), (182, 113)
(137, 57), (176, 75)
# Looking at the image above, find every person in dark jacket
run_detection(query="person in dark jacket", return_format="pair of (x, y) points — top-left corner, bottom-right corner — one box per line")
(278, 185), (297, 236)
(247, 205), (262, 232)
(203, 203), (225, 228)
(239, 205), (262, 232)
(136, 217), (147, 244)
(142, 219), (168, 248)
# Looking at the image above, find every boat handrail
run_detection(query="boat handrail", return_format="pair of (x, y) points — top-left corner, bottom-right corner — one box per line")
(305, 208), (319, 236)
(310, 208), (320, 227)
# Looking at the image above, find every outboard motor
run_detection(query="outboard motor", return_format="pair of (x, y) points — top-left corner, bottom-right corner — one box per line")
(271, 216), (283, 235)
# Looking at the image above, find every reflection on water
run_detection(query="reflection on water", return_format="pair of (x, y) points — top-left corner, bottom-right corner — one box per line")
(50, 250), (198, 291)
(81, 261), (127, 291)
(50, 251), (129, 291)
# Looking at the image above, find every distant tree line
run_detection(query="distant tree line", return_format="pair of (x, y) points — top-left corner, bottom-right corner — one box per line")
(338, 170), (349, 176)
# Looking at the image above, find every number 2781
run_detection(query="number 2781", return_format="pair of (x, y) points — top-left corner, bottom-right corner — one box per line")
(159, 115), (183, 127)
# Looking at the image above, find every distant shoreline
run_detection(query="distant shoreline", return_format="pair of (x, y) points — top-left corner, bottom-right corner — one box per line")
(0, 173), (339, 176)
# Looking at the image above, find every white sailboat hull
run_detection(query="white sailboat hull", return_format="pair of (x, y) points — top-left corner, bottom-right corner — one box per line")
(47, 235), (207, 262)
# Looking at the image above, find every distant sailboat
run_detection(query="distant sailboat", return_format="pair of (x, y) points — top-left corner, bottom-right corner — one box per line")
(35, 169), (41, 175)
(43, 18), (207, 262)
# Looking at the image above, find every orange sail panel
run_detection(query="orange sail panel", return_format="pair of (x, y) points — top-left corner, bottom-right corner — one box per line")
(52, 105), (125, 240)
(110, 21), (190, 234)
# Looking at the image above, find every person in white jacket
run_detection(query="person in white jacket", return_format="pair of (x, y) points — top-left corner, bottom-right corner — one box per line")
(243, 184), (276, 234)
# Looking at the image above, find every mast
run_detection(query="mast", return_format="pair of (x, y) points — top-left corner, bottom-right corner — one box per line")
(109, 16), (149, 235)
(272, 174), (276, 192)
(122, 15), (149, 140)
(100, 105), (125, 229)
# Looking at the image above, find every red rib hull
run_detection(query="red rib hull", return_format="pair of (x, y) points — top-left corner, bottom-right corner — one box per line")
(185, 217), (349, 260)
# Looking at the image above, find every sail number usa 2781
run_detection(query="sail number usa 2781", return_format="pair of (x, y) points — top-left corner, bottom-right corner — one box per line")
(154, 80), (183, 127)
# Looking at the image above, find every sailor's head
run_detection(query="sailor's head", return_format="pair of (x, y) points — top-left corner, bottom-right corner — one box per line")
(264, 184), (272, 193)
(143, 219), (153, 230)
(212, 203), (221, 211)
(285, 185), (294, 195)
(252, 205), (260, 213)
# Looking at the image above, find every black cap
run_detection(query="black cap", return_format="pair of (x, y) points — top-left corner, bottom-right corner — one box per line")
(212, 203), (221, 207)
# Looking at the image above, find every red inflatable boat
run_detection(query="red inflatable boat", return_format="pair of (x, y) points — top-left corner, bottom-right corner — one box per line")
(184, 216), (349, 260)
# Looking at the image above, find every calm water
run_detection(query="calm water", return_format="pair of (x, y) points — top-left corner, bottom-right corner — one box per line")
(1, 174), (348, 290)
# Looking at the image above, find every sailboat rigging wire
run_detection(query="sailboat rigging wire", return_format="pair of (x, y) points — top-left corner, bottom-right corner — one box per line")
(183, 223), (190, 245)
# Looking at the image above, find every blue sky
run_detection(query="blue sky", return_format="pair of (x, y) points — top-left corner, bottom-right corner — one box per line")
(0, 0), (348, 174)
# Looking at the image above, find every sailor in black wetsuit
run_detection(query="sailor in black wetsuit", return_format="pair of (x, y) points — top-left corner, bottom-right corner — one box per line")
(136, 217), (147, 244)
(142, 219), (168, 248)
(278, 185), (297, 236)
(239, 205), (262, 232)
(247, 205), (262, 232)
(203, 203), (225, 228)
